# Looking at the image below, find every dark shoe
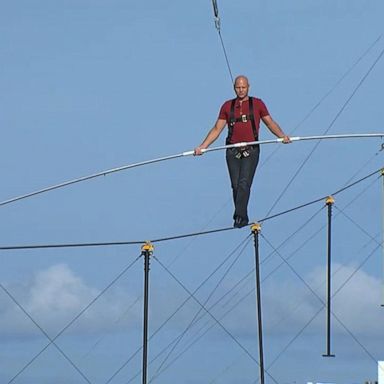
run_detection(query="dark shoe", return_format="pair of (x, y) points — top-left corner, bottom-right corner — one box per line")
(233, 216), (249, 228)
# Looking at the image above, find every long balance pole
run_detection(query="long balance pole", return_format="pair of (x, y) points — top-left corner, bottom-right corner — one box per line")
(323, 196), (335, 357)
(141, 241), (154, 384)
(1, 133), (383, 207)
(251, 223), (265, 384)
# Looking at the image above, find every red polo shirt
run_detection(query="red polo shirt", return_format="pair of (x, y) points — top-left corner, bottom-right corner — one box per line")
(218, 97), (269, 144)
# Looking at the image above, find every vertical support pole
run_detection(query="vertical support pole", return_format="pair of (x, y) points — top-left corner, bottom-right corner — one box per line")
(141, 241), (154, 384)
(251, 223), (265, 384)
(381, 169), (384, 307)
(323, 196), (335, 357)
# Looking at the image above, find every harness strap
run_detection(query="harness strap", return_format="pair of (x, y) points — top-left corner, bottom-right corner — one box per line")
(226, 97), (258, 145)
(248, 96), (258, 141)
(226, 99), (236, 144)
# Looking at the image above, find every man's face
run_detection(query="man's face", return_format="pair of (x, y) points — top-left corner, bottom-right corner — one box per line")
(234, 78), (249, 99)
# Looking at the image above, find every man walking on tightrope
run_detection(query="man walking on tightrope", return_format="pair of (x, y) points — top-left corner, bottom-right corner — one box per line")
(194, 75), (291, 228)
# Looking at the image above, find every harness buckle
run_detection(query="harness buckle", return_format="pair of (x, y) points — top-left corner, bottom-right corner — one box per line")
(233, 146), (250, 159)
(241, 114), (248, 123)
(235, 151), (242, 159)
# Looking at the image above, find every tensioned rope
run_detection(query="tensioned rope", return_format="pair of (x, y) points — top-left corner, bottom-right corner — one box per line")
(104, 235), (251, 384)
(153, 256), (281, 384)
(124, 173), (381, 383)
(145, 209), (326, 382)
(5, 177), (378, 384)
(143, 208), (326, 382)
(211, 0), (233, 83)
(0, 134), (382, 209)
(151, 236), (251, 380)
(6, 254), (141, 384)
(125, 238), (252, 384)
(143, 173), (382, 382)
(259, 166), (381, 223)
(264, 45), (384, 218)
(4, 5), (381, 383)
(253, 245), (381, 380)
(1, 282), (92, 384)
(0, 165), (381, 251)
(261, 34), (382, 169)
(261, 232), (379, 365)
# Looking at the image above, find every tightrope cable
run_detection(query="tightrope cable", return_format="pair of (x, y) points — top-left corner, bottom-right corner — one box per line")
(1, 166), (381, 251)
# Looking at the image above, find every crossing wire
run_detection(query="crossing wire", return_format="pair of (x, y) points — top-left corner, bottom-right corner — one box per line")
(135, 26), (383, 382)
(261, 233), (379, 365)
(150, 237), (251, 381)
(252, 243), (381, 378)
(0, 283), (92, 384)
(1, 168), (381, 383)
(261, 34), (382, 168)
(6, 254), (141, 384)
(105, 235), (252, 384)
(335, 205), (382, 247)
(147, 207), (324, 383)
(153, 256), (281, 384)
(203, 187), (382, 378)
(1, 4), (382, 383)
(264, 45), (384, 219)
(136, 163), (382, 382)
(333, 242), (381, 299)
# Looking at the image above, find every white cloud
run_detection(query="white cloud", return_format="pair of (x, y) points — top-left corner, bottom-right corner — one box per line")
(1, 261), (383, 344)
(27, 264), (97, 315)
(219, 262), (384, 339)
(0, 264), (142, 338)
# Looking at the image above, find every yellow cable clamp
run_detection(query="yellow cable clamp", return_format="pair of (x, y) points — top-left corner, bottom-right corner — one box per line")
(141, 241), (154, 254)
(325, 196), (335, 205)
(251, 223), (262, 234)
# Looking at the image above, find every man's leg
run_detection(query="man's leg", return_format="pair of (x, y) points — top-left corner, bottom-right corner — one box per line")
(233, 146), (260, 225)
(226, 148), (241, 221)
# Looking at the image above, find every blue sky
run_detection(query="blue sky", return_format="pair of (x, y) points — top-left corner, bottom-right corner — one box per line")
(1, 1), (384, 383)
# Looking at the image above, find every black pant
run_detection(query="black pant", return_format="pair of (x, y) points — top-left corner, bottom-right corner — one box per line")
(226, 146), (260, 222)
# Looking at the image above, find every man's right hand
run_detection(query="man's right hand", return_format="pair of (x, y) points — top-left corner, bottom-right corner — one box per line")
(194, 147), (204, 156)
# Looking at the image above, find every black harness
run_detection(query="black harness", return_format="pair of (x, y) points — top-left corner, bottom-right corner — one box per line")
(226, 96), (258, 145)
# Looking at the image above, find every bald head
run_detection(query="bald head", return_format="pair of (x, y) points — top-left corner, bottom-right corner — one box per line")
(234, 75), (249, 87)
(233, 75), (250, 100)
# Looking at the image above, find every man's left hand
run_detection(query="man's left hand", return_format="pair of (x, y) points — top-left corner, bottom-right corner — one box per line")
(282, 135), (291, 144)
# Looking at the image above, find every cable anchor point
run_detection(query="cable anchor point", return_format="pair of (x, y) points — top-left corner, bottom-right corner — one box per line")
(251, 222), (262, 234)
(325, 196), (335, 206)
(141, 241), (154, 255)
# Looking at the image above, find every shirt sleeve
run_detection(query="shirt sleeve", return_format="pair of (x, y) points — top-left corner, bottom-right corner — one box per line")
(218, 101), (229, 121)
(258, 99), (269, 117)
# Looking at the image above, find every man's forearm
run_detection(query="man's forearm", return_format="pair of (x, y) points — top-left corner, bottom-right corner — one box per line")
(269, 122), (285, 138)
